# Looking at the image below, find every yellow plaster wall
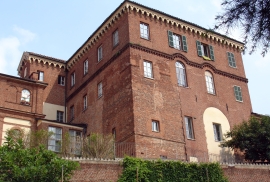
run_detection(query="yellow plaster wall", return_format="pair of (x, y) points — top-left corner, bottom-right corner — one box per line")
(1, 117), (31, 145)
(43, 102), (65, 121)
(203, 107), (232, 158)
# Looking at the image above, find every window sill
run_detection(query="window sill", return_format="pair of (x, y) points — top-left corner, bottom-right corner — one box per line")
(58, 84), (65, 86)
(207, 92), (216, 96)
(82, 107), (88, 112)
(144, 76), (154, 80)
(140, 37), (150, 41)
(235, 100), (243, 103)
(187, 138), (195, 141)
(152, 130), (160, 133)
(98, 95), (103, 99)
(112, 43), (119, 49)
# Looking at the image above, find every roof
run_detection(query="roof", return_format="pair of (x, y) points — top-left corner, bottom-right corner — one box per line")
(66, 0), (244, 70)
(17, 52), (66, 75)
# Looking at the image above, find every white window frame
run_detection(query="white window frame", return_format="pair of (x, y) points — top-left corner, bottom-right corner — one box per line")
(185, 117), (194, 139)
(71, 72), (75, 87)
(83, 95), (87, 110)
(234, 85), (243, 102)
(21, 89), (30, 103)
(205, 71), (215, 94)
(84, 60), (88, 75)
(143, 61), (153, 79)
(175, 62), (187, 87)
(69, 130), (82, 155)
(48, 127), (62, 152)
(113, 30), (119, 47)
(56, 111), (64, 122)
(98, 45), (103, 62)
(58, 75), (65, 86)
(98, 82), (103, 98)
(38, 71), (44, 81)
(213, 123), (222, 142)
(152, 120), (159, 132)
(140, 22), (149, 40)
(172, 34), (181, 50)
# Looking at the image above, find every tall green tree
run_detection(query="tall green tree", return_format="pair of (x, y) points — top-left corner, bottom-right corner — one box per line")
(0, 136), (79, 182)
(220, 116), (270, 162)
(215, 0), (270, 56)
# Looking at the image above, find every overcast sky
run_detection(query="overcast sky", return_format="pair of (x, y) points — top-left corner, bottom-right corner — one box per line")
(0, 0), (269, 115)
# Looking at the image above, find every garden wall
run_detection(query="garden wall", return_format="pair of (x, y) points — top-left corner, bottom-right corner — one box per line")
(69, 159), (270, 182)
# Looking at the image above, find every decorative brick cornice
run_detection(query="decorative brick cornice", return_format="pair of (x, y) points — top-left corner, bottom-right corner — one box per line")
(17, 52), (66, 75)
(66, 0), (244, 71)
(67, 43), (248, 101)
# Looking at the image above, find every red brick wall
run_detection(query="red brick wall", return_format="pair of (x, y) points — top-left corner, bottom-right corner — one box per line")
(70, 161), (123, 182)
(127, 9), (252, 157)
(70, 160), (270, 182)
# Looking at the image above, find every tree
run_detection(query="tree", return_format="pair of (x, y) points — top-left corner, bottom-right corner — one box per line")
(220, 116), (270, 162)
(215, 0), (270, 56)
(0, 135), (79, 182)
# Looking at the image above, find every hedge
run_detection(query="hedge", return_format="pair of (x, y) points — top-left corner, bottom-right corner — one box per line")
(118, 157), (228, 182)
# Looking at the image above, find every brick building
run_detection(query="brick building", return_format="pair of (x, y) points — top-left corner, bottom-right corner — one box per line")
(0, 0), (252, 161)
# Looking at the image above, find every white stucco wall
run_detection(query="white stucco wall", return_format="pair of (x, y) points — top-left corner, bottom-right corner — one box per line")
(43, 102), (65, 121)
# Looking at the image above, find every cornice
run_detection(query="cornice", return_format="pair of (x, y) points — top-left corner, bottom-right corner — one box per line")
(66, 0), (244, 71)
(66, 43), (248, 102)
(0, 106), (46, 118)
(17, 52), (66, 75)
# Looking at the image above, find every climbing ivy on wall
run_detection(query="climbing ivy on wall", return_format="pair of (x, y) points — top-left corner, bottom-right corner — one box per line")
(118, 157), (228, 182)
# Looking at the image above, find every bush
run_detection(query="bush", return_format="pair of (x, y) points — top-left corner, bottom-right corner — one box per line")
(118, 157), (228, 182)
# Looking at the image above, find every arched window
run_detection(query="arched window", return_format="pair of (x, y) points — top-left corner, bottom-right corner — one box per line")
(205, 71), (215, 94)
(21, 89), (30, 104)
(175, 62), (187, 87)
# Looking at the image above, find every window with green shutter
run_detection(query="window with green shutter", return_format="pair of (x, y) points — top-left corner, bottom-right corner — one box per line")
(168, 30), (188, 52)
(196, 41), (215, 61)
(234, 86), (243, 102)
(227, 52), (236, 68)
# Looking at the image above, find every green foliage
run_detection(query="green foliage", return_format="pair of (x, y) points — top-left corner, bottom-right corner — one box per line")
(215, 0), (270, 56)
(221, 116), (270, 162)
(118, 157), (228, 182)
(83, 133), (114, 159)
(0, 136), (79, 182)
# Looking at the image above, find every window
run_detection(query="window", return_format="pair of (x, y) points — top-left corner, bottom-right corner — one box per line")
(38, 71), (44, 81)
(58, 75), (65, 86)
(213, 123), (222, 142)
(234, 86), (243, 102)
(48, 127), (62, 152)
(84, 60), (88, 75)
(83, 95), (87, 110)
(168, 31), (188, 51)
(113, 30), (119, 47)
(140, 22), (149, 40)
(57, 111), (64, 122)
(143, 61), (153, 78)
(24, 67), (27, 78)
(69, 130), (82, 155)
(205, 71), (215, 94)
(21, 89), (30, 104)
(71, 72), (75, 87)
(98, 82), (103, 98)
(175, 62), (187, 87)
(98, 45), (103, 62)
(196, 41), (214, 60)
(70, 105), (74, 120)
(227, 52), (236, 68)
(112, 128), (116, 139)
(152, 120), (159, 132)
(185, 117), (194, 139)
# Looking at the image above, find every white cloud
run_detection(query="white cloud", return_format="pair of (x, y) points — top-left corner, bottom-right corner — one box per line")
(13, 25), (36, 44)
(0, 26), (36, 76)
